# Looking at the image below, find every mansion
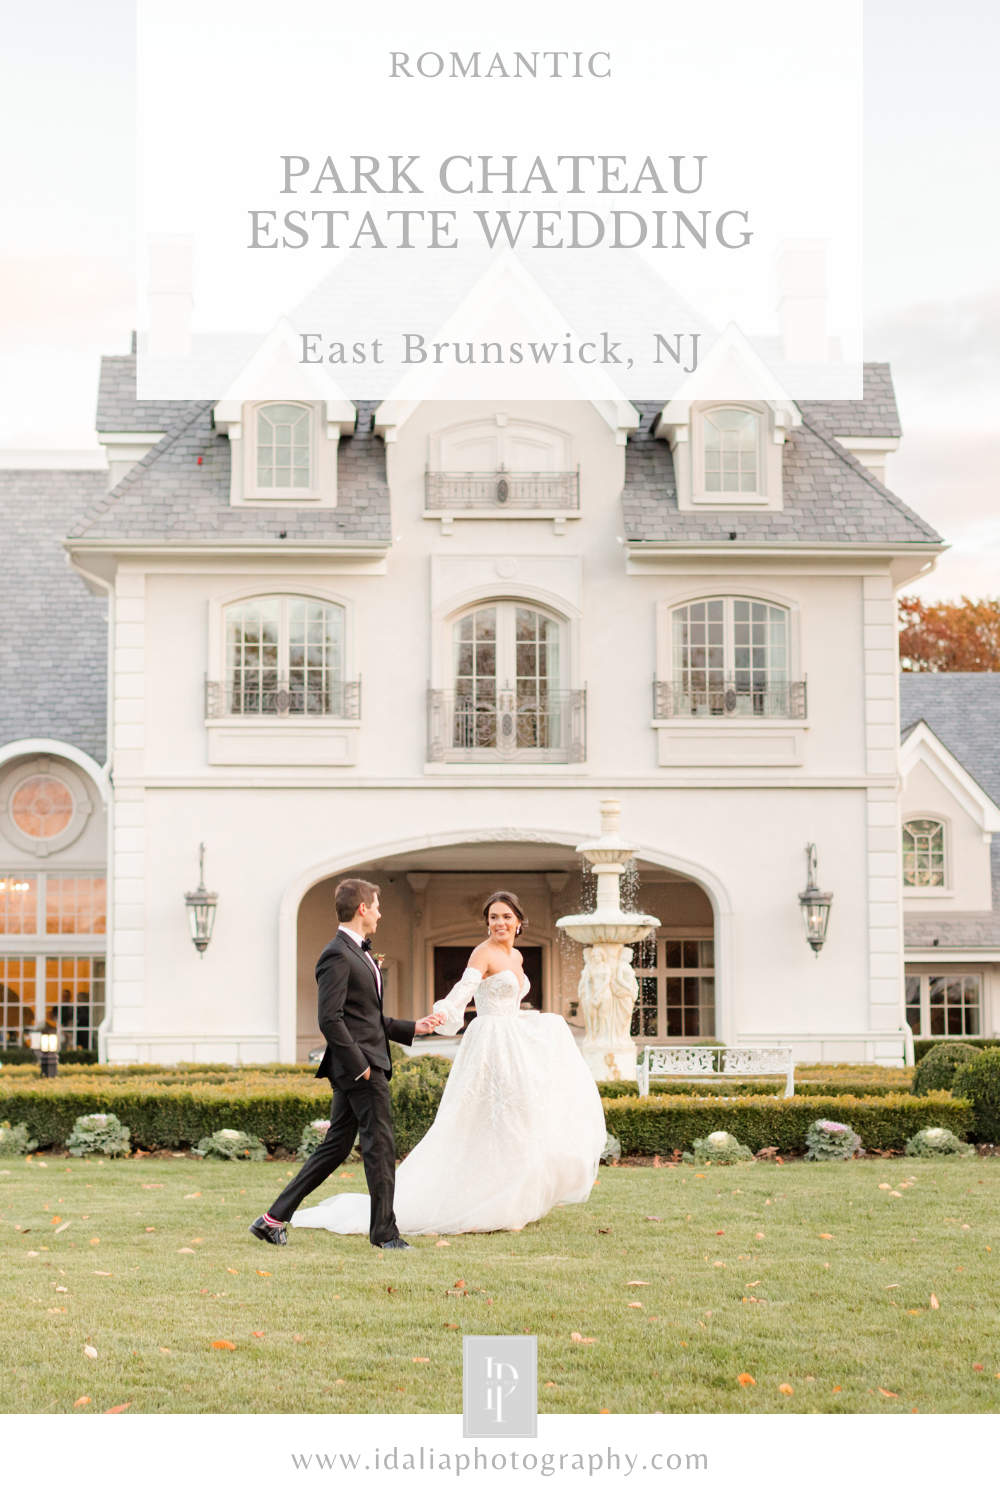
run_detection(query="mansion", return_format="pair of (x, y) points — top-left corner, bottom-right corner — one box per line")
(1, 248), (997, 1066)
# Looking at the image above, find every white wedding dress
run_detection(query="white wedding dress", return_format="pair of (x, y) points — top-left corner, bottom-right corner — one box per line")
(291, 967), (607, 1236)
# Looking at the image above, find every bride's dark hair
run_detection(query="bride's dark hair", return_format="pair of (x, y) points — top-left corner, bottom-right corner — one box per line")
(483, 890), (527, 938)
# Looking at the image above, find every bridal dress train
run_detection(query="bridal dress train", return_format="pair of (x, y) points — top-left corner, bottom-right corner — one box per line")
(291, 968), (607, 1236)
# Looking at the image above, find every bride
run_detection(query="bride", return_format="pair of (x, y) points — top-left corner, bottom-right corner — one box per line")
(292, 891), (607, 1237)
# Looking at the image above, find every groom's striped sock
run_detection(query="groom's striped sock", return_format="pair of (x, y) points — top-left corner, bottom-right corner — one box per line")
(262, 1212), (283, 1228)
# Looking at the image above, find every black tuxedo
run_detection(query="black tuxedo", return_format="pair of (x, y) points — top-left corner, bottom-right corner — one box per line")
(267, 929), (416, 1244)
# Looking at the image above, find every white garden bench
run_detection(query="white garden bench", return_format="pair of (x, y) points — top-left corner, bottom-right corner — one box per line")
(637, 1044), (795, 1099)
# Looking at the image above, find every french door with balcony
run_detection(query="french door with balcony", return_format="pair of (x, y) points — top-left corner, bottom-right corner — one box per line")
(450, 602), (567, 759)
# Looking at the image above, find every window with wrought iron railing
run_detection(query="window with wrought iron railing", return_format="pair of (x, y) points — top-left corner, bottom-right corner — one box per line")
(655, 597), (805, 718)
(208, 596), (359, 718)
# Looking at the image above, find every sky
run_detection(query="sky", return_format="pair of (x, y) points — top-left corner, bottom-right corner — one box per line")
(0, 0), (996, 602)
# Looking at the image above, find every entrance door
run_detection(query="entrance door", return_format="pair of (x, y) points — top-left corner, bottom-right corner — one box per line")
(433, 945), (543, 1031)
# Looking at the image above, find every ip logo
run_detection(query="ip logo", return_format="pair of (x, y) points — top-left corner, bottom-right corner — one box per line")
(463, 1335), (537, 1438)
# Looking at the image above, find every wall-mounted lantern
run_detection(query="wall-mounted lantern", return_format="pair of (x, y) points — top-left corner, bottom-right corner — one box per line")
(798, 843), (833, 955)
(184, 843), (218, 956)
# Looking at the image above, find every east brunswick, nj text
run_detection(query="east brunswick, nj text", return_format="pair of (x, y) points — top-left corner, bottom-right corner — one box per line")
(298, 333), (701, 372)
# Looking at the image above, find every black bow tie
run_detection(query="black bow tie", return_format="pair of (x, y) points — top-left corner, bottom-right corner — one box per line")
(360, 937), (373, 953)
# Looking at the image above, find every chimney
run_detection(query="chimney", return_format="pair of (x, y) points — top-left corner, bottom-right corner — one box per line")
(775, 239), (827, 363)
(147, 234), (193, 357)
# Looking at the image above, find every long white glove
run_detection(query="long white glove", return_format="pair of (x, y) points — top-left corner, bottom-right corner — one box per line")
(433, 967), (482, 1035)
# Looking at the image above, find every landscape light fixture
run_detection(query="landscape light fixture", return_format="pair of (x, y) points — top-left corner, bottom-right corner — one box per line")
(26, 1026), (60, 1077)
(798, 842), (833, 955)
(184, 843), (218, 955)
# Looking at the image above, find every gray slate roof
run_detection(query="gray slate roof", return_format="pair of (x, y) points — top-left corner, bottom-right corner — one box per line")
(794, 363), (901, 438)
(71, 398), (390, 545)
(900, 672), (1000, 952)
(96, 354), (196, 434)
(0, 469), (108, 761)
(622, 376), (941, 546)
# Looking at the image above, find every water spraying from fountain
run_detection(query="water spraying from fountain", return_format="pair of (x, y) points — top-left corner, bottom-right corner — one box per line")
(556, 798), (659, 1082)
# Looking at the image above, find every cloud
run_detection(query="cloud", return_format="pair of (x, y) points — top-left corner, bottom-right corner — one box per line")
(866, 287), (1000, 394)
(0, 251), (134, 345)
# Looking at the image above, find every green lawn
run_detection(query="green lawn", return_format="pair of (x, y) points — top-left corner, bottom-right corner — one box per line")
(2, 1153), (998, 1414)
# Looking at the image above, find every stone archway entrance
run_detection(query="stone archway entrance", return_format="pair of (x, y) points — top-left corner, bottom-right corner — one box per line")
(292, 839), (717, 1061)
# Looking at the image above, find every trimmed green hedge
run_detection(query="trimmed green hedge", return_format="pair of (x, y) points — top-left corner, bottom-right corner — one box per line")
(914, 1037), (1000, 1062)
(601, 1092), (973, 1155)
(0, 1069), (972, 1157)
(0, 1054), (452, 1155)
(597, 1079), (912, 1100)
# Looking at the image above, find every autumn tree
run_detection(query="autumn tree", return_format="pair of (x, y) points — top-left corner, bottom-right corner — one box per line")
(898, 595), (1000, 672)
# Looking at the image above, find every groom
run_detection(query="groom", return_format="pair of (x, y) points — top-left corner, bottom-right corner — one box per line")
(250, 878), (443, 1251)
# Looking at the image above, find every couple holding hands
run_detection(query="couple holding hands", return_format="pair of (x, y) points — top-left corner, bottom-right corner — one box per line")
(250, 877), (605, 1249)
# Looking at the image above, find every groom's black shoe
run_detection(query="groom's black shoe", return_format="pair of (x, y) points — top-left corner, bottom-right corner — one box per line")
(380, 1237), (415, 1251)
(249, 1216), (287, 1246)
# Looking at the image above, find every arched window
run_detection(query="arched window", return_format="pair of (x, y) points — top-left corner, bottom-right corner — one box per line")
(224, 596), (345, 716)
(431, 601), (582, 762)
(704, 408), (758, 493)
(902, 819), (946, 887)
(668, 597), (796, 717)
(256, 403), (311, 490)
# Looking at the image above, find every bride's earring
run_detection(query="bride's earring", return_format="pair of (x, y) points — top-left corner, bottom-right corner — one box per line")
(516, 923), (523, 936)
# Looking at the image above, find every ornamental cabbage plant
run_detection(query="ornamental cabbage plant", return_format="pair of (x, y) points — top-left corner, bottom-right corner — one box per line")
(683, 1129), (754, 1165)
(193, 1128), (266, 1161)
(805, 1118), (861, 1161)
(0, 1120), (37, 1156)
(66, 1112), (131, 1157)
(905, 1126), (974, 1158)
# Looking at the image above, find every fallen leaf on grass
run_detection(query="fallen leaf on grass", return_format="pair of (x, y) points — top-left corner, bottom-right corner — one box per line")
(141, 1183), (165, 1189)
(627, 1301), (643, 1308)
(435, 1241), (450, 1248)
(885, 1284), (900, 1289)
(178, 1248), (196, 1255)
(226, 1268), (238, 1275)
(597, 1228), (611, 1235)
(338, 1173), (354, 1179)
(544, 1381), (558, 1389)
(159, 1348), (170, 1353)
(713, 1261), (725, 1268)
(973, 1363), (984, 1372)
(211, 1340), (236, 1350)
(105, 1403), (131, 1414)
(89, 1238), (100, 1246)
(412, 1356), (430, 1364)
(930, 1294), (940, 1310)
(778, 1384), (793, 1396)
(47, 1307), (67, 1314)
(252, 1332), (265, 1338)
(570, 1332), (596, 1343)
(755, 1232), (765, 1240)
(55, 1223), (70, 1235)
(55, 1286), (68, 1292)
(599, 1408), (610, 1414)
(746, 1280), (761, 1288)
(84, 1346), (98, 1360)
(51, 1216), (62, 1225)
(907, 1310), (922, 1317)
(819, 1233), (833, 1241)
(737, 1373), (756, 1387)
(715, 1230), (724, 1237)
(879, 1183), (892, 1190)
(454, 1279), (466, 1288)
(889, 1191), (902, 1198)
(444, 1323), (459, 1329)
(145, 1228), (155, 1234)
(94, 1271), (112, 1278)
(335, 1379), (345, 1386)
(293, 1335), (306, 1343)
(832, 1386), (842, 1393)
(184, 1193), (201, 1200)
(626, 1280), (650, 1286)
(74, 1396), (91, 1407)
(695, 1174), (706, 1179)
(256, 1270), (272, 1277)
(645, 1216), (662, 1222)
(878, 1388), (898, 1398)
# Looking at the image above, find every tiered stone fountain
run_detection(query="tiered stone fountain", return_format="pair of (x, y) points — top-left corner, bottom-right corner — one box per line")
(557, 799), (659, 1082)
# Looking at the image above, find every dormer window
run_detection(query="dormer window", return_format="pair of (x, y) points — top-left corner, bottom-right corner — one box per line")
(256, 403), (311, 491)
(704, 408), (757, 493)
(902, 819), (946, 888)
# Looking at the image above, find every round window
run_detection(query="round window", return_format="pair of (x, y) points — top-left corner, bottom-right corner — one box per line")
(10, 776), (75, 839)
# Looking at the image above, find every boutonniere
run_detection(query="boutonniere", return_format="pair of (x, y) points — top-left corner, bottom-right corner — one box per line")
(372, 953), (385, 968)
